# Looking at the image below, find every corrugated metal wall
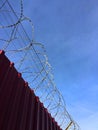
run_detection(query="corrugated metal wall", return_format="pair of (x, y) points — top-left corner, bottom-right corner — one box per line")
(0, 50), (62, 130)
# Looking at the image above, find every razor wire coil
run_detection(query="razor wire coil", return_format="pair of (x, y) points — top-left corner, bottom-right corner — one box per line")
(0, 0), (80, 130)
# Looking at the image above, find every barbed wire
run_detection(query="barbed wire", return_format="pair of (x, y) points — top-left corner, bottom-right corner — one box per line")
(0, 0), (80, 130)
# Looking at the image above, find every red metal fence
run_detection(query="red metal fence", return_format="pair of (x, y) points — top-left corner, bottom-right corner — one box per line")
(0, 50), (62, 130)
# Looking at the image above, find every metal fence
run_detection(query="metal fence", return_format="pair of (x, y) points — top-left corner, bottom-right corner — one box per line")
(0, 50), (62, 130)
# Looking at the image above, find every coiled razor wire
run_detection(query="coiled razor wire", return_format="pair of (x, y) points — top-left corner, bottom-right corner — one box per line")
(0, 0), (80, 130)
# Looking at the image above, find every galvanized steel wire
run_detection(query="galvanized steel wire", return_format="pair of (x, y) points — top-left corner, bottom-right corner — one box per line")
(0, 0), (80, 130)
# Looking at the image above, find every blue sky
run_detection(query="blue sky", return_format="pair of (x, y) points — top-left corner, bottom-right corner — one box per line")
(23, 0), (98, 130)
(2, 0), (98, 129)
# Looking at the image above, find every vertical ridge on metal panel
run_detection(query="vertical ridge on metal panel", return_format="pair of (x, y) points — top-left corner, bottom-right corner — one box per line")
(33, 96), (40, 130)
(41, 104), (45, 130)
(7, 76), (25, 130)
(46, 110), (49, 130)
(25, 89), (35, 130)
(15, 81), (27, 130)
(0, 50), (5, 67)
(19, 85), (30, 130)
(0, 53), (10, 84)
(45, 108), (49, 130)
(39, 103), (43, 130)
(40, 103), (44, 130)
(48, 113), (52, 130)
(27, 90), (36, 130)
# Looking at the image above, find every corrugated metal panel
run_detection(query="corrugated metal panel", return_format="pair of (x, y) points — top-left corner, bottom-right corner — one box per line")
(0, 50), (62, 130)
